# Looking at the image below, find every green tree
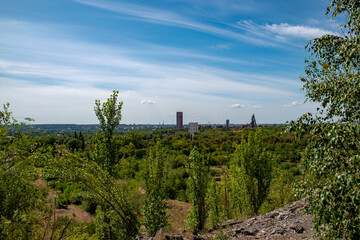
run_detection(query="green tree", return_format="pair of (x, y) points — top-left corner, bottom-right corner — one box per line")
(230, 131), (272, 215)
(206, 178), (223, 229)
(220, 171), (231, 220)
(0, 103), (13, 125)
(94, 90), (123, 174)
(185, 148), (209, 233)
(287, 0), (360, 238)
(66, 138), (82, 152)
(142, 144), (168, 237)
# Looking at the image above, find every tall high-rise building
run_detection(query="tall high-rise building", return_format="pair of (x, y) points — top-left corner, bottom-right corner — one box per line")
(226, 119), (230, 128)
(176, 112), (183, 128)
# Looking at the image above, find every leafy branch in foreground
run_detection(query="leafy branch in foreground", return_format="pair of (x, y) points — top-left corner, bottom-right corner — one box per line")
(287, 0), (360, 238)
(47, 152), (139, 239)
(0, 103), (43, 239)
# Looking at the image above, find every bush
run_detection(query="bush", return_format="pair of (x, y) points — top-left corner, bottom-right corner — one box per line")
(83, 194), (99, 214)
(56, 194), (69, 209)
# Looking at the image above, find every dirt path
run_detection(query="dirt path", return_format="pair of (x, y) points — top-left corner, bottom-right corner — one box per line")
(56, 205), (95, 223)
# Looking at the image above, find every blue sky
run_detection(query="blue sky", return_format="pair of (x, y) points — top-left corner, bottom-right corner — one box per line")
(0, 0), (339, 124)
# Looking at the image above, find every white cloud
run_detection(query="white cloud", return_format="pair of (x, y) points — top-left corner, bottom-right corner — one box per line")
(141, 99), (156, 105)
(0, 20), (308, 124)
(0, 20), (296, 101)
(284, 101), (302, 107)
(236, 20), (337, 45)
(264, 23), (335, 39)
(230, 103), (245, 108)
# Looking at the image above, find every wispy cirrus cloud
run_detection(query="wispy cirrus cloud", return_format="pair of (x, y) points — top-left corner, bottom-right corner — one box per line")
(210, 43), (232, 50)
(0, 19), (303, 124)
(0, 20), (296, 100)
(73, 0), (273, 46)
(75, 0), (335, 47)
(172, 0), (262, 21)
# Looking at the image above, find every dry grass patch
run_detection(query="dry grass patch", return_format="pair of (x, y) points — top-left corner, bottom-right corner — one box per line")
(166, 199), (192, 233)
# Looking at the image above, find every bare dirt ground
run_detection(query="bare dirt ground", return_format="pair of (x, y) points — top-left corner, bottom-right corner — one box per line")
(34, 176), (95, 223)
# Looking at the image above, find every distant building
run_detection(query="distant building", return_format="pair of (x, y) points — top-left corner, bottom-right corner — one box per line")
(249, 114), (257, 128)
(188, 122), (198, 137)
(176, 112), (183, 128)
(226, 119), (230, 128)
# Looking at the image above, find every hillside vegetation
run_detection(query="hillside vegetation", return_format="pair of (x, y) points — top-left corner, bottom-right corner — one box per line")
(0, 98), (304, 239)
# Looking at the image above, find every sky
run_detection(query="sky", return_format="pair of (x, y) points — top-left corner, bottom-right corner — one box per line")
(0, 0), (340, 124)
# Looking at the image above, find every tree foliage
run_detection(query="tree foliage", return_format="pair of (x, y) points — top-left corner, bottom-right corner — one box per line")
(0, 97), (305, 238)
(0, 103), (43, 239)
(287, 0), (360, 238)
(230, 131), (272, 215)
(206, 178), (223, 229)
(142, 144), (168, 237)
(185, 148), (209, 233)
(94, 90), (123, 174)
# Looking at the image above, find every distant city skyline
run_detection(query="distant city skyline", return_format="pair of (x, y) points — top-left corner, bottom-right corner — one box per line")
(0, 0), (338, 124)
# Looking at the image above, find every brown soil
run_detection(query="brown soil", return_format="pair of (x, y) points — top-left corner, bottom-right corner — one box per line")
(167, 199), (192, 233)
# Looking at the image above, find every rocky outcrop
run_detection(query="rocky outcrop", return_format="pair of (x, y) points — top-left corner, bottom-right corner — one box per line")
(136, 199), (315, 240)
(223, 199), (314, 239)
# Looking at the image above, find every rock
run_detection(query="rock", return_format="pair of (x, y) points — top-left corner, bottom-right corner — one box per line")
(234, 228), (258, 236)
(226, 199), (315, 239)
(192, 235), (205, 240)
(276, 213), (288, 221)
(165, 234), (184, 240)
(270, 228), (286, 235)
(268, 211), (279, 218)
(220, 219), (244, 228)
(290, 224), (305, 233)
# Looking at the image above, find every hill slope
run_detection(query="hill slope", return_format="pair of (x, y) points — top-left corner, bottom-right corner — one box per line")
(221, 199), (314, 240)
(139, 199), (315, 240)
